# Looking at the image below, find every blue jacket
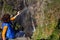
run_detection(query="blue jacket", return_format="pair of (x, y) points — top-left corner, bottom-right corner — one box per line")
(2, 22), (15, 39)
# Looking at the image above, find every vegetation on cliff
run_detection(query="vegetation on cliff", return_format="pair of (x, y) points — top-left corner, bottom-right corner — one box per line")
(0, 0), (60, 40)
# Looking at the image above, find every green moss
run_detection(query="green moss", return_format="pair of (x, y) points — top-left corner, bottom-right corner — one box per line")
(0, 0), (3, 10)
(4, 3), (13, 13)
(32, 0), (60, 40)
(0, 0), (2, 1)
(48, 28), (60, 40)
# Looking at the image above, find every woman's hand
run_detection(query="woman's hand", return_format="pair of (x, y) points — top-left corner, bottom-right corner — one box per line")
(17, 11), (20, 15)
(12, 11), (20, 19)
(2, 37), (6, 40)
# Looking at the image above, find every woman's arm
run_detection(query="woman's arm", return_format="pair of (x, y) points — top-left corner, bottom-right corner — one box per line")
(2, 26), (8, 40)
(10, 11), (20, 21)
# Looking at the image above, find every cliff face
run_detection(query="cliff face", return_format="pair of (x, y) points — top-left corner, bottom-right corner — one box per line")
(32, 0), (60, 40)
(0, 0), (60, 40)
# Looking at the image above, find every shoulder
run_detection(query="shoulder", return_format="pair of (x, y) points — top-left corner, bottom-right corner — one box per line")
(2, 23), (9, 26)
(2, 23), (9, 29)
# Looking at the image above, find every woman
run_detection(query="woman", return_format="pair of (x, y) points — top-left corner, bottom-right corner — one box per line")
(1, 12), (20, 40)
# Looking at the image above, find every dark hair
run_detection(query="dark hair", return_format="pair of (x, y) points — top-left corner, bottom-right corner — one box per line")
(1, 14), (10, 22)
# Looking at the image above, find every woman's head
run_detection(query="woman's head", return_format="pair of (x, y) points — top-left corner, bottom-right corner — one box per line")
(1, 14), (10, 22)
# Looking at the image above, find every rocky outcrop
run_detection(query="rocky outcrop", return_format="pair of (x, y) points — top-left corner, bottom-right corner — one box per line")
(0, 0), (60, 40)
